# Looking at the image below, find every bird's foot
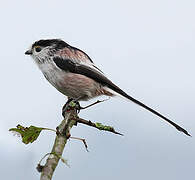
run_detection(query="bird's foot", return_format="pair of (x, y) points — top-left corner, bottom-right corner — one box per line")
(62, 97), (110, 117)
(62, 98), (81, 117)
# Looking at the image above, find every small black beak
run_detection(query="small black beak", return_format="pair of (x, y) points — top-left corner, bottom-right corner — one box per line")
(25, 50), (32, 55)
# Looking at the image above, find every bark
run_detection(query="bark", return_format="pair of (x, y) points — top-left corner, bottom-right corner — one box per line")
(40, 107), (77, 180)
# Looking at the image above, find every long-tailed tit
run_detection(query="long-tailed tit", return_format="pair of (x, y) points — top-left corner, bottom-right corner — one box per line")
(25, 39), (190, 136)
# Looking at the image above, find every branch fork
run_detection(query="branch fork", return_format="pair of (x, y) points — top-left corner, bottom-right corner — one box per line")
(10, 99), (123, 180)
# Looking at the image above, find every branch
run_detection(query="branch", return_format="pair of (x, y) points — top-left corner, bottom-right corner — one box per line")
(38, 103), (123, 179)
(76, 118), (123, 136)
(10, 100), (123, 179)
(40, 105), (77, 180)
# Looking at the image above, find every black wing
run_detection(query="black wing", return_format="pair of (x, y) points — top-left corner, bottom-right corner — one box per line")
(53, 57), (116, 87)
(53, 57), (191, 136)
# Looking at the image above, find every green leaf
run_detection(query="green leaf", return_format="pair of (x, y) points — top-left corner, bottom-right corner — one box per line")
(69, 101), (76, 107)
(95, 122), (114, 131)
(9, 124), (43, 144)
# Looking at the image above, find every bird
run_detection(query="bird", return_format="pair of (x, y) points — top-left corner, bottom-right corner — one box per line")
(25, 39), (190, 136)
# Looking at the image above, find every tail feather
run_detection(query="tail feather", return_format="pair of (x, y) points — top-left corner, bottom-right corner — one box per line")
(105, 84), (191, 136)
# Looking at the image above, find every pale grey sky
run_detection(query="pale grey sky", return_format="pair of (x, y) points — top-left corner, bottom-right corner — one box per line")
(0, 0), (194, 179)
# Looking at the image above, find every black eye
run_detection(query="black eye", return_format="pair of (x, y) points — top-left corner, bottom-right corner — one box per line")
(35, 46), (42, 52)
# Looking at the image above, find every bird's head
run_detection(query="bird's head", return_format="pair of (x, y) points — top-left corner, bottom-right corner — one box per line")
(25, 39), (69, 63)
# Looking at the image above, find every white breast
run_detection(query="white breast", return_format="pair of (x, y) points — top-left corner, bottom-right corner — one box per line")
(33, 59), (102, 100)
(37, 61), (67, 91)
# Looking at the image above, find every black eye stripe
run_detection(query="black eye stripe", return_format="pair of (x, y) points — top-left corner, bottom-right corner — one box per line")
(35, 47), (42, 52)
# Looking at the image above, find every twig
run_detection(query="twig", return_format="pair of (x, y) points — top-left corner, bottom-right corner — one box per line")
(80, 98), (110, 110)
(70, 136), (89, 152)
(76, 118), (123, 136)
(42, 128), (56, 133)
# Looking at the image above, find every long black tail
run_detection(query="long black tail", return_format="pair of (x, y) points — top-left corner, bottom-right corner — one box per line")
(108, 84), (191, 136)
(56, 57), (190, 136)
